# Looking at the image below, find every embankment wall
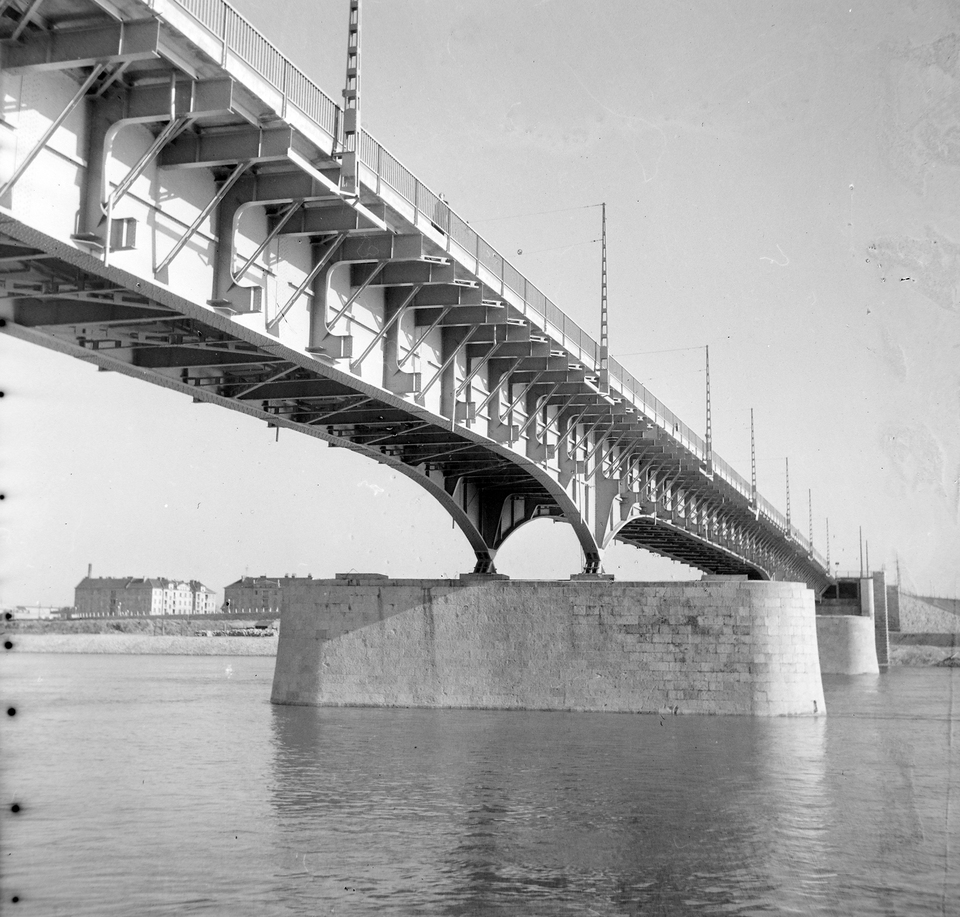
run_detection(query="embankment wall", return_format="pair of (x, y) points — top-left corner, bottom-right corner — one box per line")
(897, 594), (960, 634)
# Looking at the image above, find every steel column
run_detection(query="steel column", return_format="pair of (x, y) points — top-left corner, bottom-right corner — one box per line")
(232, 199), (303, 284)
(154, 160), (252, 275)
(274, 233), (348, 327)
(0, 63), (106, 199)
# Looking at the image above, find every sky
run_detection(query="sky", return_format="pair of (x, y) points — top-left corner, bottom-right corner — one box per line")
(2, 0), (959, 606)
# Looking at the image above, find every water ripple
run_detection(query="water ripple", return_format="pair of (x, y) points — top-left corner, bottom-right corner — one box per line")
(1, 657), (957, 916)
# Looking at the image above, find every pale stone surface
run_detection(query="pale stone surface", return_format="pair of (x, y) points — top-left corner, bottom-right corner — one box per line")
(272, 579), (825, 716)
(8, 634), (278, 655)
(816, 617), (880, 674)
(897, 594), (960, 634)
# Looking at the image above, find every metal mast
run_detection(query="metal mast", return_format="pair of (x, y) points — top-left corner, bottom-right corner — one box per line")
(599, 202), (609, 392)
(785, 457), (791, 530)
(750, 408), (757, 510)
(340, 0), (361, 197)
(704, 345), (713, 472)
(808, 489), (813, 554)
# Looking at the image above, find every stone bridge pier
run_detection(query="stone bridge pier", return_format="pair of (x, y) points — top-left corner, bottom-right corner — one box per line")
(271, 574), (826, 716)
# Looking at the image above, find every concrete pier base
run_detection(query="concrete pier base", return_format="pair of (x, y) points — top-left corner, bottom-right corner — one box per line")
(816, 617), (880, 674)
(815, 576), (881, 675)
(271, 576), (825, 716)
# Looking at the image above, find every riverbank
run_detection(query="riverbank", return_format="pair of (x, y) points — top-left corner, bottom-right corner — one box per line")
(5, 613), (278, 636)
(6, 633), (278, 655)
(889, 641), (958, 667)
(3, 614), (279, 655)
(4, 613), (955, 663)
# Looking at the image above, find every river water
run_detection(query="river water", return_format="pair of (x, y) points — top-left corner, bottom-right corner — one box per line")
(1, 654), (957, 916)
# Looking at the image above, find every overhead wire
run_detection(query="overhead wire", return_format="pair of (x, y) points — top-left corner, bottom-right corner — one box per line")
(469, 202), (604, 225)
(636, 368), (705, 384)
(517, 237), (601, 256)
(613, 344), (707, 358)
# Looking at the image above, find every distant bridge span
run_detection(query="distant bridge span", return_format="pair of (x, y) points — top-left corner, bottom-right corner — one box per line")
(0, 0), (832, 592)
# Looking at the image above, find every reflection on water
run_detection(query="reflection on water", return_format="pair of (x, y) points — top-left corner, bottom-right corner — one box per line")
(819, 674), (959, 915)
(1, 656), (957, 916)
(267, 702), (834, 915)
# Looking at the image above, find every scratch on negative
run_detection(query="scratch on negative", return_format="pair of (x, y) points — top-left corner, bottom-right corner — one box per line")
(760, 244), (790, 267)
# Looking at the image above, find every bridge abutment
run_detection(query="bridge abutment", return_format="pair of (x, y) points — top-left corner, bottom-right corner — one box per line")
(815, 576), (881, 675)
(271, 575), (825, 715)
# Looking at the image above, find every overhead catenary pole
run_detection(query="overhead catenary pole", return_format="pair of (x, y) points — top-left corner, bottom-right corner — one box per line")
(340, 0), (361, 197)
(750, 408), (757, 509)
(859, 526), (864, 577)
(826, 518), (831, 571)
(785, 457), (791, 530)
(704, 345), (713, 472)
(598, 201), (609, 392)
(808, 489), (813, 553)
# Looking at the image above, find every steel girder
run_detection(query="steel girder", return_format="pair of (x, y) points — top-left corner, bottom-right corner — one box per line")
(0, 0), (832, 588)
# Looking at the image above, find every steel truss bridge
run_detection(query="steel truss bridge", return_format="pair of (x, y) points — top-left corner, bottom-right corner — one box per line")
(0, 0), (832, 592)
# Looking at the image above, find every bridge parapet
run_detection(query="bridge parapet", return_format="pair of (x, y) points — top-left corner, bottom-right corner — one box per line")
(0, 0), (832, 590)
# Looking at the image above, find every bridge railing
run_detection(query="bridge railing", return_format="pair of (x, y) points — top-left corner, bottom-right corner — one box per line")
(711, 454), (751, 501)
(158, 0), (827, 575)
(169, 0), (342, 136)
(754, 494), (827, 568)
(608, 362), (706, 460)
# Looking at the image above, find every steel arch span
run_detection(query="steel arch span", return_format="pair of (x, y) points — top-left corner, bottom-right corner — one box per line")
(0, 0), (832, 593)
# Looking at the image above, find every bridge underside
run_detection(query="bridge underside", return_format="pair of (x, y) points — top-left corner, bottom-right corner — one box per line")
(0, 218), (800, 583)
(0, 220), (565, 571)
(615, 518), (767, 580)
(0, 0), (833, 592)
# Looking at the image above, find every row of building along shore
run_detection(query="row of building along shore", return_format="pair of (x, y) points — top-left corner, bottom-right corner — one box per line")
(6, 573), (307, 620)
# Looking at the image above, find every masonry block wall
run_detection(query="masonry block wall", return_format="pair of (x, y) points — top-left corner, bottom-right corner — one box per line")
(271, 577), (825, 716)
(814, 575), (881, 675)
(872, 571), (889, 666)
(886, 585), (901, 632)
(896, 593), (960, 635)
(816, 616), (880, 674)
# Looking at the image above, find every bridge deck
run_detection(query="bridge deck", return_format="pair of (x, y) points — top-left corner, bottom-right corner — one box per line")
(0, 0), (832, 591)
